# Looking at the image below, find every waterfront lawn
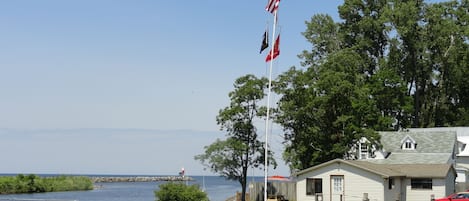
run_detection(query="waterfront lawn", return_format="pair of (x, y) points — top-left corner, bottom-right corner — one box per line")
(0, 174), (93, 194)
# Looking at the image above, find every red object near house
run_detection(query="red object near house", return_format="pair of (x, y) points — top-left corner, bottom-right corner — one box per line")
(267, 175), (290, 181)
(435, 192), (469, 201)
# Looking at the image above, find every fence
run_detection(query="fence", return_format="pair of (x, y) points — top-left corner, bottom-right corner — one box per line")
(249, 181), (296, 201)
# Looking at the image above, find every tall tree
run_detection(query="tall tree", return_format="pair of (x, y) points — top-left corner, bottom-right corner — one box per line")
(195, 75), (276, 201)
(422, 0), (469, 126)
(275, 49), (381, 171)
(274, 0), (469, 172)
(338, 0), (389, 75)
(338, 0), (411, 130)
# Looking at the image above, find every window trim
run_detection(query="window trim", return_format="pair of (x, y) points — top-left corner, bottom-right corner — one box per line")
(360, 143), (369, 159)
(411, 178), (432, 190)
(306, 178), (323, 196)
(401, 135), (417, 150)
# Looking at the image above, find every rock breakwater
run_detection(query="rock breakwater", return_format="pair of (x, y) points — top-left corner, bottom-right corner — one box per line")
(90, 176), (193, 183)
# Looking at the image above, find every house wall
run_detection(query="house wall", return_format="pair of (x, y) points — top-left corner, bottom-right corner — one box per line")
(457, 156), (469, 189)
(404, 178), (447, 201)
(445, 170), (456, 195)
(457, 156), (469, 170)
(384, 177), (403, 201)
(456, 168), (468, 183)
(296, 162), (385, 201)
(455, 168), (469, 192)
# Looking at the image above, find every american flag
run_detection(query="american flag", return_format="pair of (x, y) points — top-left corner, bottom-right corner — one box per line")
(265, 0), (280, 14)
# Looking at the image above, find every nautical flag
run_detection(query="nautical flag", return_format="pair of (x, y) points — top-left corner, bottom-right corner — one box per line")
(265, 0), (280, 14)
(265, 35), (280, 62)
(260, 30), (269, 54)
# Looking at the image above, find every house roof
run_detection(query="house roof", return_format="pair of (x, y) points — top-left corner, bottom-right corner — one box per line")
(379, 131), (456, 154)
(359, 131), (457, 165)
(408, 127), (469, 137)
(294, 159), (454, 179)
(364, 153), (453, 164)
(350, 160), (453, 178)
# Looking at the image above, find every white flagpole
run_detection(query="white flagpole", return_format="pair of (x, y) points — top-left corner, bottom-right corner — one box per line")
(264, 7), (278, 201)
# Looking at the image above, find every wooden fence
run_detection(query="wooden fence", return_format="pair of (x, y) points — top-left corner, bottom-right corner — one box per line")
(248, 181), (296, 201)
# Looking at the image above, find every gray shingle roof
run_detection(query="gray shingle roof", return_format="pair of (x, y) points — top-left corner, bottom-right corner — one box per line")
(379, 131), (456, 153)
(295, 159), (454, 178)
(366, 153), (453, 164)
(349, 160), (453, 178)
(358, 131), (456, 165)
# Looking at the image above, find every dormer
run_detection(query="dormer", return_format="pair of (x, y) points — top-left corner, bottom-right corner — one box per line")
(401, 135), (417, 150)
(357, 137), (375, 159)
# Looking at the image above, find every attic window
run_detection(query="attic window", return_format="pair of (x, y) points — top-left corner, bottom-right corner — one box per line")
(404, 141), (412, 149)
(401, 135), (416, 150)
(360, 143), (369, 159)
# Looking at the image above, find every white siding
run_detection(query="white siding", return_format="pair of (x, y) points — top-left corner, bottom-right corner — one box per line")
(296, 162), (385, 201)
(457, 156), (469, 170)
(405, 178), (446, 201)
(456, 169), (466, 183)
(384, 177), (403, 201)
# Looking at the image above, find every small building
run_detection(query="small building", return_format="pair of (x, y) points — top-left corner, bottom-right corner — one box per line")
(294, 130), (459, 201)
(407, 127), (469, 191)
(294, 159), (455, 201)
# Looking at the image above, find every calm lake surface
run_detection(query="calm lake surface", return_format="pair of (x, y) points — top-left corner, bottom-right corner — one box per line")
(0, 175), (246, 201)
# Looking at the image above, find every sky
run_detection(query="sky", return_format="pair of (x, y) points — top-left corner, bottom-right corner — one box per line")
(0, 0), (444, 176)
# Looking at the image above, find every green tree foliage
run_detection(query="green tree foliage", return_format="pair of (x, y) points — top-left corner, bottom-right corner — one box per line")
(195, 75), (276, 201)
(0, 174), (93, 194)
(274, 0), (469, 171)
(154, 182), (208, 201)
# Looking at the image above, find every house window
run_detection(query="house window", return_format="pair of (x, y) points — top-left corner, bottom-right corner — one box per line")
(333, 177), (343, 192)
(306, 178), (322, 195)
(405, 141), (412, 149)
(411, 178), (432, 189)
(401, 135), (416, 150)
(388, 178), (394, 189)
(360, 143), (369, 159)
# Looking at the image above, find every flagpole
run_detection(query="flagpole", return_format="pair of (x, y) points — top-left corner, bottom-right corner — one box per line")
(264, 8), (277, 201)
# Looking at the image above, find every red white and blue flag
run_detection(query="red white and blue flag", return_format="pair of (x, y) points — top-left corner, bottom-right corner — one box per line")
(265, 0), (280, 14)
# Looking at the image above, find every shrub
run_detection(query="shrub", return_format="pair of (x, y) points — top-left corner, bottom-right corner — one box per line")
(0, 174), (93, 194)
(154, 182), (209, 201)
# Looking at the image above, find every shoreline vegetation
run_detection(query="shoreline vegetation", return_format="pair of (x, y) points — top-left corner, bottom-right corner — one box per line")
(0, 174), (93, 194)
(0, 174), (194, 194)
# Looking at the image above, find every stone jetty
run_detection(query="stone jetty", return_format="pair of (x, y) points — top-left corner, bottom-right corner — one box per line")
(90, 176), (193, 183)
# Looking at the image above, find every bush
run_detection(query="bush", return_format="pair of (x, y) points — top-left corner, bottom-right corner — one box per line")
(155, 182), (209, 201)
(0, 174), (93, 194)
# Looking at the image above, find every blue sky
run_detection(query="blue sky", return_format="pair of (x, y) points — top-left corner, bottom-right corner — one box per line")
(0, 0), (345, 176)
(0, 1), (444, 176)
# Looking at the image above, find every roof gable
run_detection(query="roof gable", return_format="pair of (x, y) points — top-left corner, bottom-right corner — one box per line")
(400, 135), (417, 150)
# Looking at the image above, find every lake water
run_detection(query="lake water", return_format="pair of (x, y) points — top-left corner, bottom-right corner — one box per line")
(0, 175), (247, 201)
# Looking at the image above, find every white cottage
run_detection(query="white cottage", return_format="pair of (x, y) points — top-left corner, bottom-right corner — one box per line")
(408, 127), (469, 191)
(294, 159), (455, 201)
(294, 130), (459, 201)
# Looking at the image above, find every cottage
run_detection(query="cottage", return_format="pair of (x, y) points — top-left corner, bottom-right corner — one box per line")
(408, 127), (469, 190)
(294, 159), (455, 201)
(294, 130), (459, 201)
